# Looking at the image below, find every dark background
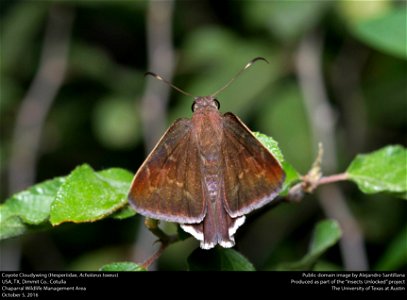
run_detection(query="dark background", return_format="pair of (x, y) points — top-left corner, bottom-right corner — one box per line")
(0, 0), (406, 271)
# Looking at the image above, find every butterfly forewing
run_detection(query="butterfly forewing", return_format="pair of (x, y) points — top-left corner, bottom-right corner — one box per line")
(221, 112), (285, 217)
(128, 118), (206, 223)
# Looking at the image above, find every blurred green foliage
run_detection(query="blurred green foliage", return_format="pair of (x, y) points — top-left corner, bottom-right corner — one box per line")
(188, 247), (256, 271)
(0, 1), (406, 271)
(99, 261), (145, 272)
(274, 219), (342, 271)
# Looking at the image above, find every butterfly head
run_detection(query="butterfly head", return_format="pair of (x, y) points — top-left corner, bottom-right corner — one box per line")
(192, 96), (220, 112)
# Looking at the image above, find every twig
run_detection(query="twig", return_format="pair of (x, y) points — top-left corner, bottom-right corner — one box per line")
(8, 6), (74, 194)
(132, 0), (175, 268)
(144, 218), (178, 244)
(301, 143), (323, 193)
(318, 173), (348, 185)
(296, 31), (368, 270)
(140, 218), (179, 270)
(140, 242), (169, 270)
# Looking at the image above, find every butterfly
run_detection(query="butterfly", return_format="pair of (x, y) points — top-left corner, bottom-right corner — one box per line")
(128, 57), (285, 249)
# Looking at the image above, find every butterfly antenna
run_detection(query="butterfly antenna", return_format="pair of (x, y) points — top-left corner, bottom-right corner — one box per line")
(211, 57), (269, 97)
(145, 72), (193, 97)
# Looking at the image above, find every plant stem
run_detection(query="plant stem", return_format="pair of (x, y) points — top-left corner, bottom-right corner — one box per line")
(138, 218), (179, 270)
(141, 242), (169, 270)
(318, 173), (349, 186)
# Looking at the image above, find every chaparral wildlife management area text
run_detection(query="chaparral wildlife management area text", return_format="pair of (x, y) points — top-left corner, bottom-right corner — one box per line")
(2, 272), (118, 297)
(291, 272), (405, 292)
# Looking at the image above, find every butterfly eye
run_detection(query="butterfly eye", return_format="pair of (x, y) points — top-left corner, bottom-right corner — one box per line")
(191, 102), (196, 112)
(214, 99), (220, 109)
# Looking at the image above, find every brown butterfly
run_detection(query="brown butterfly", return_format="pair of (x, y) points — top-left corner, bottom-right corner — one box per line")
(128, 57), (285, 249)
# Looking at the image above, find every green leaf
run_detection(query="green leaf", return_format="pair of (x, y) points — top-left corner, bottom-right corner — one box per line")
(5, 177), (65, 224)
(253, 131), (284, 163)
(187, 248), (255, 271)
(308, 220), (342, 255)
(346, 145), (407, 199)
(0, 177), (64, 240)
(0, 165), (135, 240)
(275, 219), (342, 270)
(280, 161), (301, 196)
(313, 260), (342, 271)
(375, 225), (407, 271)
(110, 205), (136, 220)
(99, 262), (146, 272)
(254, 132), (301, 194)
(352, 9), (407, 60)
(0, 206), (27, 240)
(50, 164), (133, 225)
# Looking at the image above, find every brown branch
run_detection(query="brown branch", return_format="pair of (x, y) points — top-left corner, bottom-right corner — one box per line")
(318, 173), (349, 185)
(8, 5), (74, 194)
(144, 218), (178, 244)
(140, 242), (169, 270)
(139, 218), (179, 270)
(296, 31), (368, 270)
